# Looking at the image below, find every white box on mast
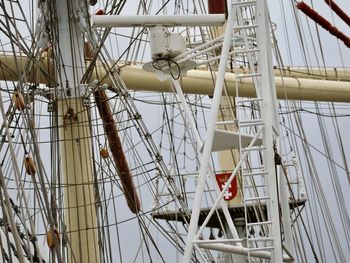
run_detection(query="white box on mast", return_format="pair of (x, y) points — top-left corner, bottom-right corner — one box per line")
(150, 26), (186, 59)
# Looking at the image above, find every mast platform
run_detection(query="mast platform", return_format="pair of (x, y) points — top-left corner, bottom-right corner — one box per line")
(152, 199), (306, 229)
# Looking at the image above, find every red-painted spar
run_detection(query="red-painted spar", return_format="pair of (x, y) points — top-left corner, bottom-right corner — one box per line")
(296, 1), (350, 48)
(208, 0), (226, 14)
(324, 0), (350, 27)
(94, 89), (141, 214)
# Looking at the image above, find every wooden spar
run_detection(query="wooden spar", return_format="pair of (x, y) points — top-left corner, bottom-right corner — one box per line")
(296, 1), (350, 48)
(324, 0), (350, 27)
(12, 91), (26, 111)
(114, 65), (350, 102)
(46, 228), (60, 249)
(24, 155), (36, 176)
(208, 0), (226, 14)
(93, 88), (141, 214)
(1, 55), (350, 101)
(55, 1), (99, 262)
(272, 66), (350, 81)
(1, 53), (349, 81)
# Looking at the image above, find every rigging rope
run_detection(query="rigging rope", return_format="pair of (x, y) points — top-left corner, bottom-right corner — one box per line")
(275, 149), (320, 262)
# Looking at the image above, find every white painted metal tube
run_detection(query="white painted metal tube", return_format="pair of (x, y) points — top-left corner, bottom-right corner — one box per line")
(256, 1), (283, 261)
(196, 50), (236, 66)
(91, 14), (226, 27)
(173, 35), (225, 60)
(197, 243), (293, 262)
(176, 41), (224, 64)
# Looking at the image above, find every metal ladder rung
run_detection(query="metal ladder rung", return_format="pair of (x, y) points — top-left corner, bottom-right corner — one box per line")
(245, 196), (270, 202)
(232, 1), (257, 7)
(234, 48), (259, 55)
(240, 119), (264, 124)
(215, 120), (237, 126)
(243, 187), (265, 191)
(246, 221), (272, 227)
(236, 73), (262, 79)
(234, 25), (258, 30)
(242, 146), (266, 152)
(237, 98), (263, 104)
(249, 246), (274, 252)
(193, 238), (243, 244)
(240, 122), (264, 128)
(242, 171), (267, 177)
(247, 237), (274, 242)
(239, 119), (264, 127)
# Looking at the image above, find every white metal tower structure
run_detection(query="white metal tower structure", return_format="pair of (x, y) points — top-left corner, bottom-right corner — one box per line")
(91, 0), (295, 261)
(182, 0), (293, 262)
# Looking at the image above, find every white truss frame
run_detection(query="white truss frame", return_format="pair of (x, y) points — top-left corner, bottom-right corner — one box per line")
(181, 1), (292, 262)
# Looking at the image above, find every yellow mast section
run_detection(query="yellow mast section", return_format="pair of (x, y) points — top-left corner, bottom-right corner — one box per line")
(0, 55), (350, 102)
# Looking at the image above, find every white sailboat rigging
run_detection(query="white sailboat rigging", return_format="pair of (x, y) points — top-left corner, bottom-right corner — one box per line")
(0, 0), (349, 262)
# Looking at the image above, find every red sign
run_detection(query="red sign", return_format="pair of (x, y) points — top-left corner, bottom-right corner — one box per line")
(215, 173), (237, 201)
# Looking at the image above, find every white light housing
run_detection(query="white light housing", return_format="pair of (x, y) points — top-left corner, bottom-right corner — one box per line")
(150, 26), (186, 59)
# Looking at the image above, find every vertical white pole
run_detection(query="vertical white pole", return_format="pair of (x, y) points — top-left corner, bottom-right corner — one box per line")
(256, 0), (284, 261)
(182, 4), (235, 262)
(55, 1), (99, 262)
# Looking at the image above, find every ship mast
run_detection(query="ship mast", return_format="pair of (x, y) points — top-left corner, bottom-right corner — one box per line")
(54, 1), (99, 262)
(0, 0), (348, 262)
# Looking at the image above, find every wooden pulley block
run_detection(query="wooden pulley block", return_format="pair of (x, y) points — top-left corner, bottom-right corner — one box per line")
(24, 156), (36, 176)
(12, 91), (26, 111)
(100, 148), (109, 159)
(47, 228), (60, 249)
